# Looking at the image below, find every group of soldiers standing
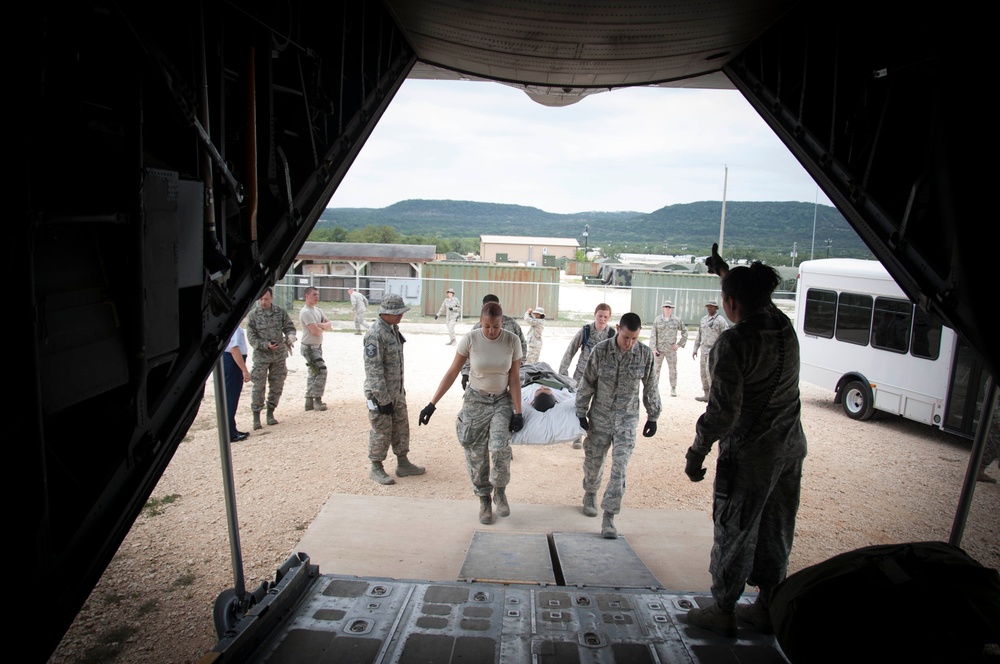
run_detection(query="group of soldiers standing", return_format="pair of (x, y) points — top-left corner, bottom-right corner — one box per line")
(235, 285), (727, 433)
(231, 286), (731, 535)
(231, 285), (370, 437)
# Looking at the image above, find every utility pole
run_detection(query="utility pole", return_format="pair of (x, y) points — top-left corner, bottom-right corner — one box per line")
(810, 186), (819, 260)
(718, 165), (728, 257)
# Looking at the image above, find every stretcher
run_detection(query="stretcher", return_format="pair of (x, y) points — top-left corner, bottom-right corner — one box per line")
(512, 362), (586, 445)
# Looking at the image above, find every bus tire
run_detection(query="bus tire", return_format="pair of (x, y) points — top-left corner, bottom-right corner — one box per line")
(842, 380), (875, 421)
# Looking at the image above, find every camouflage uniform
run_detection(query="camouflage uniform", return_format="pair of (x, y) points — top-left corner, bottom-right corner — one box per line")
(246, 302), (296, 413)
(350, 290), (369, 334)
(457, 329), (522, 496)
(437, 295), (462, 343)
(650, 313), (688, 389)
(576, 337), (660, 515)
(299, 304), (328, 399)
(694, 310), (729, 393)
(691, 308), (807, 611)
(560, 323), (614, 385)
(363, 317), (410, 462)
(523, 311), (545, 365)
(458, 388), (515, 496)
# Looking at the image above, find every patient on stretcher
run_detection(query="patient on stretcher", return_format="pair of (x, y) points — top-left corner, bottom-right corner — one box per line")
(513, 363), (586, 445)
(531, 386), (556, 412)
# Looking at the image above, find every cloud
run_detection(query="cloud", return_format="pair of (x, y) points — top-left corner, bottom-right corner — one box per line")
(330, 79), (830, 213)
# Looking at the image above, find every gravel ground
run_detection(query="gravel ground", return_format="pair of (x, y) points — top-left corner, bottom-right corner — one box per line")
(50, 310), (999, 664)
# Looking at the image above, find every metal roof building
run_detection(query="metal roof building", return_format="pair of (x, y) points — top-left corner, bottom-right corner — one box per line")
(293, 241), (436, 302)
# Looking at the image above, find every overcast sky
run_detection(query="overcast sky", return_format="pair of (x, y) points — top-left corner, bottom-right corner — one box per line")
(328, 79), (832, 215)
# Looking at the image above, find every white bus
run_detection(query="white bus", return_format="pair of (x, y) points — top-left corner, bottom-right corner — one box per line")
(795, 259), (987, 437)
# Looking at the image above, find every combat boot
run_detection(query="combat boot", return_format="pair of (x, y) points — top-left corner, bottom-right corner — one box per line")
(687, 602), (737, 638)
(671, 387), (677, 397)
(395, 455), (426, 477)
(695, 390), (709, 402)
(313, 399), (328, 412)
(582, 492), (598, 517)
(479, 495), (493, 524)
(252, 411), (263, 430)
(601, 512), (617, 539)
(735, 595), (774, 634)
(305, 397), (314, 411)
(370, 462), (396, 485)
(266, 408), (278, 425)
(494, 488), (510, 517)
(572, 436), (584, 449)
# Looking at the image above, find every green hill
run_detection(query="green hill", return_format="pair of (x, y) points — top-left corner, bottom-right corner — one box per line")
(319, 199), (872, 259)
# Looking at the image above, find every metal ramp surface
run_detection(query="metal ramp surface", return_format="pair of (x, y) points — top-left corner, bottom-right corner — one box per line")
(224, 574), (789, 663)
(458, 530), (663, 589)
(553, 531), (662, 589)
(210, 536), (789, 662)
(459, 531), (557, 584)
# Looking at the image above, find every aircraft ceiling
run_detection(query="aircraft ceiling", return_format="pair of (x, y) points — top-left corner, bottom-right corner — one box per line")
(389, 0), (795, 104)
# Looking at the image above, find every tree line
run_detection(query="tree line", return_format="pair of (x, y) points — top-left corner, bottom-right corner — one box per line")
(308, 225), (480, 256)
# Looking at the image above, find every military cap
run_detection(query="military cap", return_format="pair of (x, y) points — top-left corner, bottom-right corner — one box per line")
(379, 294), (410, 315)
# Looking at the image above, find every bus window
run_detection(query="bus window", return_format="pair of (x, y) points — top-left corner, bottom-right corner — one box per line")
(836, 292), (873, 346)
(911, 308), (943, 360)
(803, 288), (836, 338)
(871, 297), (911, 353)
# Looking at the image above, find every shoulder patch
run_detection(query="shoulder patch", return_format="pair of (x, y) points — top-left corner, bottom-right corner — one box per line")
(365, 343), (378, 358)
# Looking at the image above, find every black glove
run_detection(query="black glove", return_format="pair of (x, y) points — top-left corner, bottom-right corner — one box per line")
(377, 402), (394, 415)
(578, 416), (589, 431)
(461, 374), (469, 391)
(685, 447), (707, 482)
(704, 242), (730, 276)
(418, 402), (436, 425)
(435, 314), (439, 320)
(642, 420), (657, 437)
(509, 413), (524, 432)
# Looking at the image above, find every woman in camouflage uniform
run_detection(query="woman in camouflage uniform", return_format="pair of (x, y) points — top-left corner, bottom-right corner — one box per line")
(684, 249), (807, 639)
(419, 302), (524, 525)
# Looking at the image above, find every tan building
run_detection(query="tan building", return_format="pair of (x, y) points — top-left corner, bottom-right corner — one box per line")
(480, 235), (579, 264)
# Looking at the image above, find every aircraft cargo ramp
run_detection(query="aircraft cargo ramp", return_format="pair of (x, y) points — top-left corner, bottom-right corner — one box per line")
(207, 495), (788, 662)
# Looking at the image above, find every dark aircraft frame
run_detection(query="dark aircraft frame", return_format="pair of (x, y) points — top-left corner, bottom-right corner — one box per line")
(18, 1), (989, 658)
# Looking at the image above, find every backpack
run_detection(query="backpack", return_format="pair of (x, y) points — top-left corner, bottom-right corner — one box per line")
(582, 324), (614, 349)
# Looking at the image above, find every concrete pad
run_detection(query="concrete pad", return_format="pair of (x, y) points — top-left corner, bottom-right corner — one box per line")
(295, 494), (713, 592)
